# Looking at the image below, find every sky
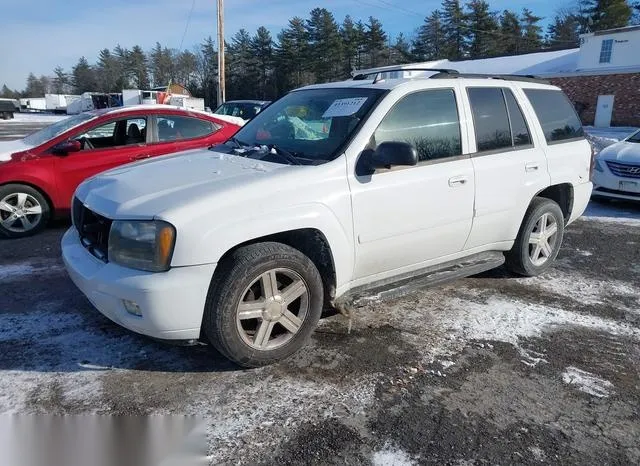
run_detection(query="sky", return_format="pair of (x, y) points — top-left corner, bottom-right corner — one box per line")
(0, 0), (566, 91)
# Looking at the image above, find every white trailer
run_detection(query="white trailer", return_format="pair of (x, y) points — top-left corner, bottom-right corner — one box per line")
(45, 94), (80, 114)
(169, 96), (205, 111)
(21, 97), (47, 111)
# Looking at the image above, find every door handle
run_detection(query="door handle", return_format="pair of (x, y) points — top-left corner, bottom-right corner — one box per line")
(448, 175), (469, 187)
(131, 154), (151, 161)
(525, 162), (540, 172)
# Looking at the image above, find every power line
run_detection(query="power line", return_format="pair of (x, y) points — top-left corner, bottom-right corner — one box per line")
(179, 0), (197, 51)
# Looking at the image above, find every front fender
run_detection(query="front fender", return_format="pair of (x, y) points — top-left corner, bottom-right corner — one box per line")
(169, 202), (355, 289)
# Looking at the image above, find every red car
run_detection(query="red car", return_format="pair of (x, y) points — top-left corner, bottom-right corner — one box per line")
(0, 105), (241, 238)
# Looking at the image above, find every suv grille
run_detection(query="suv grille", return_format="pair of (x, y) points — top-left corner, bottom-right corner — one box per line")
(72, 197), (112, 262)
(605, 161), (640, 179)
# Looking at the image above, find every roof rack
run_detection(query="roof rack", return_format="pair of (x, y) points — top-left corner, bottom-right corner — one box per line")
(352, 67), (460, 83)
(351, 67), (548, 84)
(429, 72), (549, 84)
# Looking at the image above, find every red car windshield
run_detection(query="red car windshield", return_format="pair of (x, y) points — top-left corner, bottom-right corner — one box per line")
(23, 113), (96, 147)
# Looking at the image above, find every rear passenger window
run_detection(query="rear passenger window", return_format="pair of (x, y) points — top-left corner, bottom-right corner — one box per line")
(523, 89), (584, 143)
(468, 88), (532, 152)
(156, 116), (219, 142)
(374, 89), (462, 161)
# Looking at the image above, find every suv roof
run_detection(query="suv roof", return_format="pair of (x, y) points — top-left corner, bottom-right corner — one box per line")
(296, 69), (557, 92)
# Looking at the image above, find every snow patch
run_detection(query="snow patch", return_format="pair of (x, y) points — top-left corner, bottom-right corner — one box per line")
(372, 446), (416, 466)
(0, 261), (64, 281)
(562, 366), (613, 398)
(0, 264), (35, 280)
(2, 113), (67, 124)
(581, 201), (640, 226)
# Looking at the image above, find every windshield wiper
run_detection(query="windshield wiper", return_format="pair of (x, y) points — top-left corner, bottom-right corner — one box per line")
(267, 144), (302, 165)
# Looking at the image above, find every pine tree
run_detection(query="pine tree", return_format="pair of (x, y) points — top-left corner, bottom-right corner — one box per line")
(364, 16), (387, 68)
(341, 15), (365, 76)
(196, 37), (218, 107)
(1, 84), (14, 98)
(251, 27), (275, 99)
(276, 17), (311, 91)
(413, 11), (446, 61)
(53, 66), (69, 94)
(113, 45), (130, 90)
(580, 0), (632, 31)
(521, 8), (544, 53)
(227, 29), (257, 99)
(391, 33), (413, 64)
(441, 0), (467, 60)
(96, 48), (119, 92)
(465, 0), (500, 59)
(306, 8), (343, 82)
(499, 10), (522, 55)
(546, 13), (581, 49)
(149, 42), (175, 87)
(72, 57), (97, 94)
(128, 45), (150, 89)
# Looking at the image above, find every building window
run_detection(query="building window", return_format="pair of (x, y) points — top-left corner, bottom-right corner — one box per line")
(599, 39), (613, 63)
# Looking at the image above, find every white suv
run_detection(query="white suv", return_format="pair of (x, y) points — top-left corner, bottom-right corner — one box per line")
(62, 70), (593, 367)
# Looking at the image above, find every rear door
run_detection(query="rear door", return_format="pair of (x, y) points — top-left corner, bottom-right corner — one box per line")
(462, 85), (550, 249)
(146, 114), (223, 157)
(53, 116), (149, 204)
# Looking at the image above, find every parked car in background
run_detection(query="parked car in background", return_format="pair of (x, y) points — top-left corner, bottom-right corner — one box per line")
(592, 129), (640, 201)
(0, 99), (17, 119)
(213, 100), (270, 121)
(0, 105), (241, 238)
(62, 71), (592, 367)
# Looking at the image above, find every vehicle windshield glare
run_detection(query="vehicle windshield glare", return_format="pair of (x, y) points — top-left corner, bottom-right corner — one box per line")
(627, 130), (640, 143)
(23, 113), (96, 147)
(229, 88), (385, 163)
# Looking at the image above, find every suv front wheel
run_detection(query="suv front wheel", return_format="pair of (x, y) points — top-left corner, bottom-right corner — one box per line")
(505, 197), (565, 277)
(203, 242), (324, 367)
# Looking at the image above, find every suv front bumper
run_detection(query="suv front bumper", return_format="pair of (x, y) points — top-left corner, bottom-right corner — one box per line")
(62, 228), (217, 340)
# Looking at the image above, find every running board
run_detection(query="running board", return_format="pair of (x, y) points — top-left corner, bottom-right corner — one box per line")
(335, 251), (505, 306)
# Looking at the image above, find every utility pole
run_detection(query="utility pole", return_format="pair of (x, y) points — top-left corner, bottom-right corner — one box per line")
(217, 0), (225, 106)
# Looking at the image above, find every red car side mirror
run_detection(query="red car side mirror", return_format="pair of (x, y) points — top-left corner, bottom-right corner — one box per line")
(52, 140), (82, 155)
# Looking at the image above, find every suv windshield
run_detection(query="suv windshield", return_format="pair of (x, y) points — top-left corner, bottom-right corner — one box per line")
(23, 113), (96, 146)
(627, 130), (640, 143)
(227, 88), (385, 164)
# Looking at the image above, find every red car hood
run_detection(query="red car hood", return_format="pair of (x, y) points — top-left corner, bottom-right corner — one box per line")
(0, 140), (35, 162)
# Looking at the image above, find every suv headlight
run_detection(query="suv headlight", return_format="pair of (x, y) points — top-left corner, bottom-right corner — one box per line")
(108, 220), (176, 272)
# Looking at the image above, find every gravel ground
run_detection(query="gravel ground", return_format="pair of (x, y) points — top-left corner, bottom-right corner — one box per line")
(0, 201), (639, 465)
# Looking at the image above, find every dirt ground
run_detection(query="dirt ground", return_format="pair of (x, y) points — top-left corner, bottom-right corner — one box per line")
(1, 201), (639, 465)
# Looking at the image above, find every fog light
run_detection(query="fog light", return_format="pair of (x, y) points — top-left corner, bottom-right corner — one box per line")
(123, 299), (142, 316)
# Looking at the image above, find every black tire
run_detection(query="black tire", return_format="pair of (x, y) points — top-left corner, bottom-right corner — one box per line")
(0, 184), (51, 238)
(1, 112), (8, 120)
(203, 242), (324, 367)
(505, 197), (565, 277)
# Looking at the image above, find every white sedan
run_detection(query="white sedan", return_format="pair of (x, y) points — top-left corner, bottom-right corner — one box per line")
(592, 129), (640, 201)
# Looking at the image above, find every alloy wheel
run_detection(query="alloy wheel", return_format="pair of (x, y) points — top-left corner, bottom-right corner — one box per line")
(528, 212), (558, 266)
(235, 268), (309, 350)
(0, 192), (43, 233)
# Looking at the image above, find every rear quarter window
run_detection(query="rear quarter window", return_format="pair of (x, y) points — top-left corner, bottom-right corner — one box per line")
(523, 89), (584, 143)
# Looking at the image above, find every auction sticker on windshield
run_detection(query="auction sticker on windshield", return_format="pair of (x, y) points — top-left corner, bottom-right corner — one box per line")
(322, 97), (368, 118)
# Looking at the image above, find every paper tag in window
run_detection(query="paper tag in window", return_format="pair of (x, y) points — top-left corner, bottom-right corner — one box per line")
(322, 97), (368, 118)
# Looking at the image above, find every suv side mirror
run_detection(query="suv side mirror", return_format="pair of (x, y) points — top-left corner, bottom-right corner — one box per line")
(370, 141), (418, 169)
(52, 140), (82, 155)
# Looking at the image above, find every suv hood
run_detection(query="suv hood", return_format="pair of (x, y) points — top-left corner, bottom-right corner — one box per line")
(597, 140), (640, 163)
(0, 139), (34, 162)
(76, 149), (286, 219)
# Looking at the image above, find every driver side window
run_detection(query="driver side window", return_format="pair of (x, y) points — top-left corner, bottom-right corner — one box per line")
(73, 117), (147, 151)
(373, 89), (462, 162)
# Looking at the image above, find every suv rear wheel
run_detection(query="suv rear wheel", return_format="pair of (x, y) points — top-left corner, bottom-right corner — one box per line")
(203, 242), (323, 367)
(505, 197), (565, 277)
(0, 184), (51, 238)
